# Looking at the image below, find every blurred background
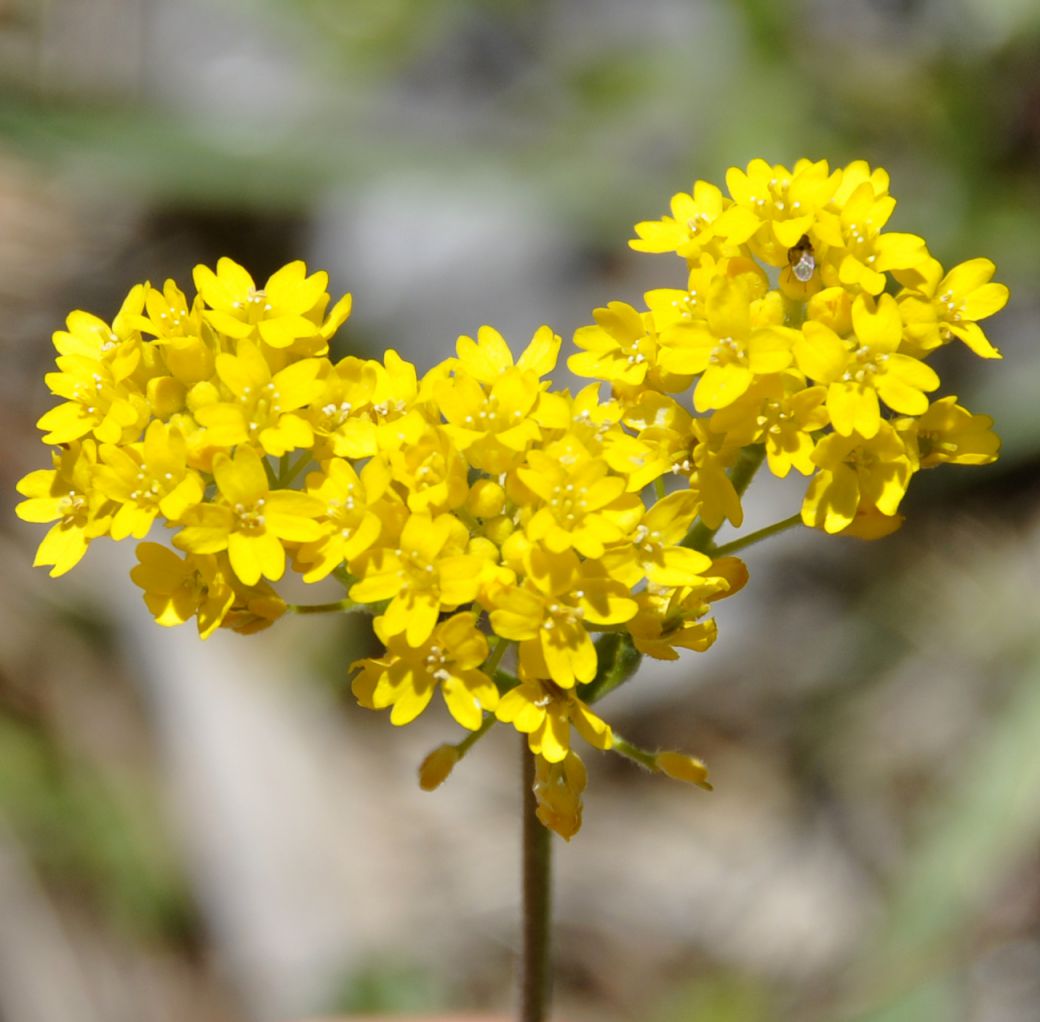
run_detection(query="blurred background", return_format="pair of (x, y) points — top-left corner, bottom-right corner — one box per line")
(2, 1), (1040, 1020)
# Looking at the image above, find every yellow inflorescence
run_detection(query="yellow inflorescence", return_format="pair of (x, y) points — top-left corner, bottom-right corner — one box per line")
(16, 159), (1006, 837)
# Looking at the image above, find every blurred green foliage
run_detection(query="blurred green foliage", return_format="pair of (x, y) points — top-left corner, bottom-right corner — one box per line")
(649, 974), (772, 1022)
(0, 717), (193, 940)
(330, 957), (447, 1014)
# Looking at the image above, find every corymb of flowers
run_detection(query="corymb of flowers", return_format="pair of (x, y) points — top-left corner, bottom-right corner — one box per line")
(17, 159), (1007, 838)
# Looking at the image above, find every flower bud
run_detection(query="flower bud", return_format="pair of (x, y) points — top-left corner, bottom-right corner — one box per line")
(186, 380), (221, 413)
(419, 744), (460, 791)
(466, 479), (506, 518)
(499, 528), (531, 573)
(164, 335), (215, 384)
(467, 536), (500, 561)
(533, 752), (587, 840)
(654, 750), (713, 790)
(483, 514), (515, 547)
(146, 376), (186, 419)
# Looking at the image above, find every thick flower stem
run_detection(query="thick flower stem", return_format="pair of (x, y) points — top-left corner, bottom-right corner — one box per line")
(520, 741), (552, 1022)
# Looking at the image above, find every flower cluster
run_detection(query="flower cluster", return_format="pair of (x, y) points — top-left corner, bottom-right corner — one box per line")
(616, 157), (1004, 537)
(17, 159), (1006, 838)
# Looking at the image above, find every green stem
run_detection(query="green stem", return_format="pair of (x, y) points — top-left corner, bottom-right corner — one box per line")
(455, 715), (495, 756)
(484, 636), (512, 677)
(578, 631), (643, 705)
(611, 732), (658, 771)
(494, 669), (522, 696)
(456, 507), (482, 532)
(520, 741), (552, 1022)
(681, 443), (766, 553)
(285, 598), (363, 615)
(711, 512), (804, 557)
(280, 452), (313, 488)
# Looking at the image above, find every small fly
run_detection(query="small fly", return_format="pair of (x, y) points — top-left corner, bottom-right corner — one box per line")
(787, 234), (816, 283)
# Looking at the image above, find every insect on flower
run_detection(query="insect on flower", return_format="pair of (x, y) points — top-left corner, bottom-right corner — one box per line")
(787, 233), (816, 282)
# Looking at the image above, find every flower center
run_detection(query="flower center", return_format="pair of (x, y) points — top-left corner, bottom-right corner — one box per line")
(233, 499), (266, 533)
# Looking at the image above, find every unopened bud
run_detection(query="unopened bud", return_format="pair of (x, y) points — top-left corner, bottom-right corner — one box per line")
(533, 752), (587, 840)
(466, 479), (506, 518)
(418, 744), (460, 791)
(484, 514), (515, 547)
(654, 750), (713, 790)
(499, 528), (531, 572)
(467, 536), (499, 561)
(146, 376), (187, 418)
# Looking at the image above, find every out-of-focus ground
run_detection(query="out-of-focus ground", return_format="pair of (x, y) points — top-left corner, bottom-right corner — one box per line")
(2, 2), (1040, 1020)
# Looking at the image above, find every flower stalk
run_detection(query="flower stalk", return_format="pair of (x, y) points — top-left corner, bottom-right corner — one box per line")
(520, 741), (553, 1022)
(710, 512), (805, 558)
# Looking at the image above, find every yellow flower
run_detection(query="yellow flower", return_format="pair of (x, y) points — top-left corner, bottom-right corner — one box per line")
(96, 420), (203, 539)
(830, 160), (891, 207)
(136, 279), (203, 341)
(801, 422), (913, 534)
(336, 350), (428, 457)
(451, 324), (561, 385)
(600, 430), (667, 493)
(630, 179), (758, 259)
(384, 425), (470, 513)
(643, 257), (721, 331)
(709, 374), (828, 477)
(193, 258), (334, 350)
(495, 676), (612, 763)
(600, 491), (709, 588)
(437, 366), (543, 474)
(814, 179), (929, 295)
(130, 543), (234, 638)
(898, 396), (1000, 469)
(563, 384), (624, 452)
(349, 512), (483, 646)
(685, 420), (745, 530)
(627, 583), (724, 661)
(13, 173), (1010, 824)
(725, 158), (840, 264)
(193, 340), (323, 457)
(174, 445), (324, 585)
(38, 350), (146, 446)
(16, 441), (111, 577)
(568, 302), (661, 386)
(306, 355), (379, 458)
(658, 277), (797, 411)
(295, 458), (384, 582)
(614, 392), (694, 490)
(794, 294), (939, 438)
(897, 257), (1008, 359)
(352, 612), (498, 729)
(220, 572), (287, 635)
(51, 285), (146, 371)
(158, 333), (217, 390)
(489, 547), (637, 689)
(516, 436), (642, 559)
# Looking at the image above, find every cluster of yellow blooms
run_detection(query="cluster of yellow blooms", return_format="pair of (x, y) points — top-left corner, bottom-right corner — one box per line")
(17, 159), (1006, 838)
